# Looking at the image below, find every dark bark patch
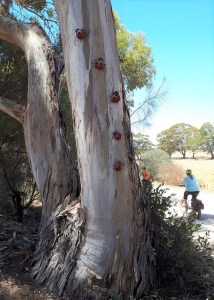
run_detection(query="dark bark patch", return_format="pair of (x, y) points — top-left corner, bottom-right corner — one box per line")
(31, 202), (85, 298)
(81, 0), (90, 69)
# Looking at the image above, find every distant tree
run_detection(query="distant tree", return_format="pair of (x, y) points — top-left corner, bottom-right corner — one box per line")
(157, 129), (177, 157)
(199, 122), (214, 159)
(133, 133), (154, 161)
(157, 123), (198, 158)
(188, 128), (202, 158)
(140, 149), (171, 180)
(171, 123), (198, 158)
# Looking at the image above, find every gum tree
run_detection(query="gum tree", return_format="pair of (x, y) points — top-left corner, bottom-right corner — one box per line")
(158, 123), (198, 158)
(200, 122), (214, 159)
(0, 1), (154, 299)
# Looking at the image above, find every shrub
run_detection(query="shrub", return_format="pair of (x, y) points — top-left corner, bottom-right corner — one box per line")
(144, 184), (214, 299)
(158, 162), (185, 185)
(140, 149), (171, 180)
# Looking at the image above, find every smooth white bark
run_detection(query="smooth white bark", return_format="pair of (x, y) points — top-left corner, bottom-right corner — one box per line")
(54, 0), (137, 279)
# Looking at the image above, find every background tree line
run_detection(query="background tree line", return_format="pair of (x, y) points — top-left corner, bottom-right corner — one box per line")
(157, 122), (214, 159)
(134, 122), (214, 161)
(133, 122), (214, 185)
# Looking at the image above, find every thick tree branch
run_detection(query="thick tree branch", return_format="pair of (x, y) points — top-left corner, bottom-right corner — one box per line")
(0, 96), (26, 124)
(0, 14), (79, 210)
(0, 15), (28, 51)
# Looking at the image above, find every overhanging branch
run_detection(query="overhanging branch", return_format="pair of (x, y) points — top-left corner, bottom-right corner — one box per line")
(0, 96), (26, 125)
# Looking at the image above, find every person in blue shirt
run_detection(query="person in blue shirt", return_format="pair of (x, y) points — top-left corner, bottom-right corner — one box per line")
(182, 169), (200, 203)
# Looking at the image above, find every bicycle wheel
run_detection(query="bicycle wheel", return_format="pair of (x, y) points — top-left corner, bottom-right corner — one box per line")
(192, 200), (202, 220)
(191, 199), (201, 220)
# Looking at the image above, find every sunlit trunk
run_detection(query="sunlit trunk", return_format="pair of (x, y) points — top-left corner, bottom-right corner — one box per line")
(54, 0), (154, 298)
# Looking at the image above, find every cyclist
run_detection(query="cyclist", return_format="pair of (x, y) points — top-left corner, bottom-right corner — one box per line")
(182, 169), (200, 207)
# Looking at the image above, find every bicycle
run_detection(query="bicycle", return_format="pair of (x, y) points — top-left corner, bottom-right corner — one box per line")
(180, 197), (204, 219)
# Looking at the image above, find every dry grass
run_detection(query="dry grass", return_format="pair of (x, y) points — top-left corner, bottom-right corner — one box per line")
(158, 162), (184, 186)
(172, 152), (214, 192)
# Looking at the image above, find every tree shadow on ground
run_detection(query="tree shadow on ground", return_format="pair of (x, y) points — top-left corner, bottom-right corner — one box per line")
(199, 213), (214, 222)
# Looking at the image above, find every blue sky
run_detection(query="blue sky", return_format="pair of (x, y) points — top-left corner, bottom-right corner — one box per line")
(111, 0), (214, 143)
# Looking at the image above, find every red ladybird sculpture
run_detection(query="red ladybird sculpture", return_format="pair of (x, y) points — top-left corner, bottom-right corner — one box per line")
(113, 161), (123, 171)
(112, 91), (120, 103)
(76, 28), (86, 39)
(95, 57), (105, 70)
(113, 130), (122, 141)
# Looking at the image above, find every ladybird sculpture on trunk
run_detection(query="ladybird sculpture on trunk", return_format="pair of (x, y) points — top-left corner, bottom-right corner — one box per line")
(112, 91), (120, 103)
(113, 161), (123, 171)
(75, 28), (86, 39)
(113, 130), (122, 141)
(95, 57), (105, 70)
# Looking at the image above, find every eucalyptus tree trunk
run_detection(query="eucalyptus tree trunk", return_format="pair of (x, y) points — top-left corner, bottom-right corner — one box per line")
(52, 0), (154, 298)
(0, 0), (154, 298)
